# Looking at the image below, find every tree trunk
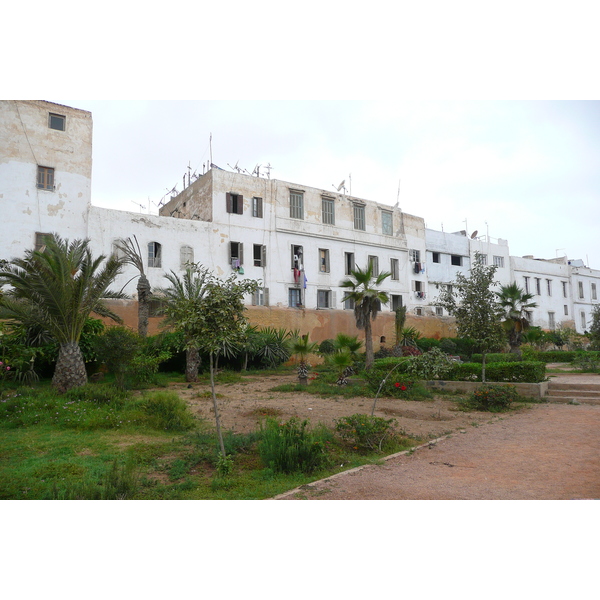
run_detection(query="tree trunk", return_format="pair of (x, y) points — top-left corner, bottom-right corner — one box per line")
(364, 318), (374, 370)
(210, 352), (226, 457)
(53, 342), (88, 392)
(137, 275), (151, 337)
(185, 346), (200, 382)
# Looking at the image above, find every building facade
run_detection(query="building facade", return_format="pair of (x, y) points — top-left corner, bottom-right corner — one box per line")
(1, 100), (598, 345)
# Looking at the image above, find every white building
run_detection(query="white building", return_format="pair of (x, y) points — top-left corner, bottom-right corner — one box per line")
(1, 100), (598, 342)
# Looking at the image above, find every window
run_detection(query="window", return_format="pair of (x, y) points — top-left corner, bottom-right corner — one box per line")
(37, 166), (54, 190)
(578, 281), (584, 299)
(546, 279), (552, 296)
(226, 192), (243, 214)
(445, 284), (453, 295)
(368, 255), (379, 276)
(345, 252), (355, 275)
(476, 254), (488, 265)
(435, 306), (444, 316)
(322, 197), (335, 225)
(535, 278), (541, 295)
(381, 210), (392, 235)
(581, 311), (587, 329)
(548, 312), (555, 330)
(562, 281), (568, 297)
(524, 276), (530, 294)
(391, 294), (402, 311)
(252, 197), (263, 218)
(253, 244), (266, 267)
(48, 113), (65, 131)
(317, 290), (331, 309)
(493, 255), (504, 268)
(432, 252), (440, 263)
(409, 249), (420, 262)
(564, 305), (569, 316)
(414, 281), (423, 292)
(34, 232), (52, 252)
(451, 255), (462, 267)
(252, 287), (269, 306)
(230, 241), (243, 268)
(180, 245), (194, 268)
(390, 258), (399, 280)
(353, 204), (365, 230)
(289, 288), (302, 308)
(148, 242), (162, 268)
(415, 307), (423, 316)
(291, 245), (303, 269)
(343, 295), (355, 310)
(592, 283), (597, 300)
(319, 249), (330, 273)
(290, 190), (304, 219)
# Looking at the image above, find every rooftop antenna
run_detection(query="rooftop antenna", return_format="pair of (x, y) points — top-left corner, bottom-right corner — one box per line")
(349, 173), (352, 196)
(555, 248), (566, 257)
(264, 163), (273, 179)
(333, 180), (346, 196)
(131, 200), (146, 213)
(209, 133), (213, 165)
(394, 179), (401, 208)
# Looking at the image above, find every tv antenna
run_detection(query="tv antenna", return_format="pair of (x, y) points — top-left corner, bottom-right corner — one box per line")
(264, 163), (273, 179)
(227, 161), (243, 173)
(394, 179), (401, 208)
(131, 200), (147, 213)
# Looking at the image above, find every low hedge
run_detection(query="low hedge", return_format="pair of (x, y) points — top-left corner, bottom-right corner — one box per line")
(533, 350), (600, 363)
(471, 353), (521, 363)
(445, 361), (546, 383)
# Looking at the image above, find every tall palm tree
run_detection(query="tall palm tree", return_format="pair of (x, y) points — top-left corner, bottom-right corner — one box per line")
(0, 235), (124, 392)
(340, 264), (391, 370)
(115, 236), (152, 337)
(157, 266), (211, 382)
(497, 282), (538, 354)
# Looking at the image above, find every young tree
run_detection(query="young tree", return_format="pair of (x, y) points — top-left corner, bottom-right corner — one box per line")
(0, 235), (124, 392)
(340, 264), (391, 370)
(290, 333), (319, 384)
(589, 305), (600, 350)
(165, 264), (258, 457)
(435, 254), (505, 382)
(497, 282), (538, 355)
(115, 236), (152, 337)
(157, 266), (211, 382)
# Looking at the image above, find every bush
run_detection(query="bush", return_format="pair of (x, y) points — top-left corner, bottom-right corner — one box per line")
(465, 384), (520, 412)
(335, 414), (396, 452)
(439, 338), (458, 355)
(318, 339), (336, 355)
(258, 417), (330, 474)
(535, 350), (600, 364)
(417, 338), (441, 353)
(471, 353), (521, 363)
(405, 347), (455, 380)
(445, 361), (546, 383)
(138, 391), (196, 431)
(363, 362), (431, 399)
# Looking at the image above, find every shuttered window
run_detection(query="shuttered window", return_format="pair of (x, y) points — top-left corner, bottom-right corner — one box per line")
(226, 192), (243, 214)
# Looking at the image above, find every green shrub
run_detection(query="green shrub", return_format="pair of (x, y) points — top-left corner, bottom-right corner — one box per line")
(405, 347), (455, 380)
(138, 391), (196, 431)
(439, 338), (458, 355)
(464, 384), (520, 412)
(445, 361), (546, 383)
(417, 337), (441, 352)
(335, 413), (396, 452)
(318, 339), (336, 355)
(471, 353), (521, 363)
(258, 417), (330, 474)
(535, 350), (600, 364)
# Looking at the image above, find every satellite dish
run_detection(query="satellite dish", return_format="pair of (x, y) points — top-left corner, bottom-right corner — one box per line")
(470, 230), (478, 239)
(336, 180), (346, 191)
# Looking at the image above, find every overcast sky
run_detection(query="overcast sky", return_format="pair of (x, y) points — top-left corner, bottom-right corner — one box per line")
(53, 99), (600, 269)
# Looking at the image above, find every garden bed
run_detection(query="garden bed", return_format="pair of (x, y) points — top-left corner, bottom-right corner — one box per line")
(424, 379), (548, 400)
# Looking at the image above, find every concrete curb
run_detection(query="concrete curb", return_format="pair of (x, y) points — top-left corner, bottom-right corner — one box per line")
(269, 433), (454, 500)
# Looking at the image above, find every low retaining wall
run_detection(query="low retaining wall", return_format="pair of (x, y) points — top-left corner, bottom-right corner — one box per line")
(425, 380), (549, 399)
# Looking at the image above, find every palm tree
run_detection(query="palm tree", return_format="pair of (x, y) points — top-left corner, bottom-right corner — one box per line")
(290, 333), (318, 384)
(115, 236), (152, 337)
(0, 235), (124, 392)
(157, 266), (211, 382)
(340, 264), (391, 370)
(497, 283), (538, 355)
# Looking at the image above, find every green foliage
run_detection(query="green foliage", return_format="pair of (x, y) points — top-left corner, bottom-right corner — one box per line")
(258, 417), (330, 474)
(445, 361), (546, 383)
(399, 327), (422, 347)
(589, 305), (600, 350)
(417, 337), (441, 352)
(290, 333), (319, 379)
(435, 256), (505, 378)
(93, 326), (141, 388)
(496, 283), (538, 352)
(216, 453), (235, 477)
(464, 384), (521, 412)
(137, 391), (196, 431)
(318, 339), (336, 355)
(439, 338), (459, 355)
(471, 353), (521, 363)
(249, 326), (292, 368)
(335, 413), (396, 452)
(405, 347), (455, 380)
(363, 360), (432, 399)
(572, 353), (600, 373)
(532, 350), (600, 363)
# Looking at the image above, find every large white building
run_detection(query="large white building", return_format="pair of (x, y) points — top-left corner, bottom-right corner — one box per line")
(1, 100), (598, 344)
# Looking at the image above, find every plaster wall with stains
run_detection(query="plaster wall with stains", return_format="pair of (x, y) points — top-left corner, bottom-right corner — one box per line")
(0, 101), (92, 259)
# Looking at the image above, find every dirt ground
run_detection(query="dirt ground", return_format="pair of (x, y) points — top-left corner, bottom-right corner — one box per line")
(170, 373), (500, 440)
(168, 372), (600, 500)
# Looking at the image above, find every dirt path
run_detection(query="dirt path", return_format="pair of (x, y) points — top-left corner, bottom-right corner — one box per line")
(275, 402), (600, 500)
